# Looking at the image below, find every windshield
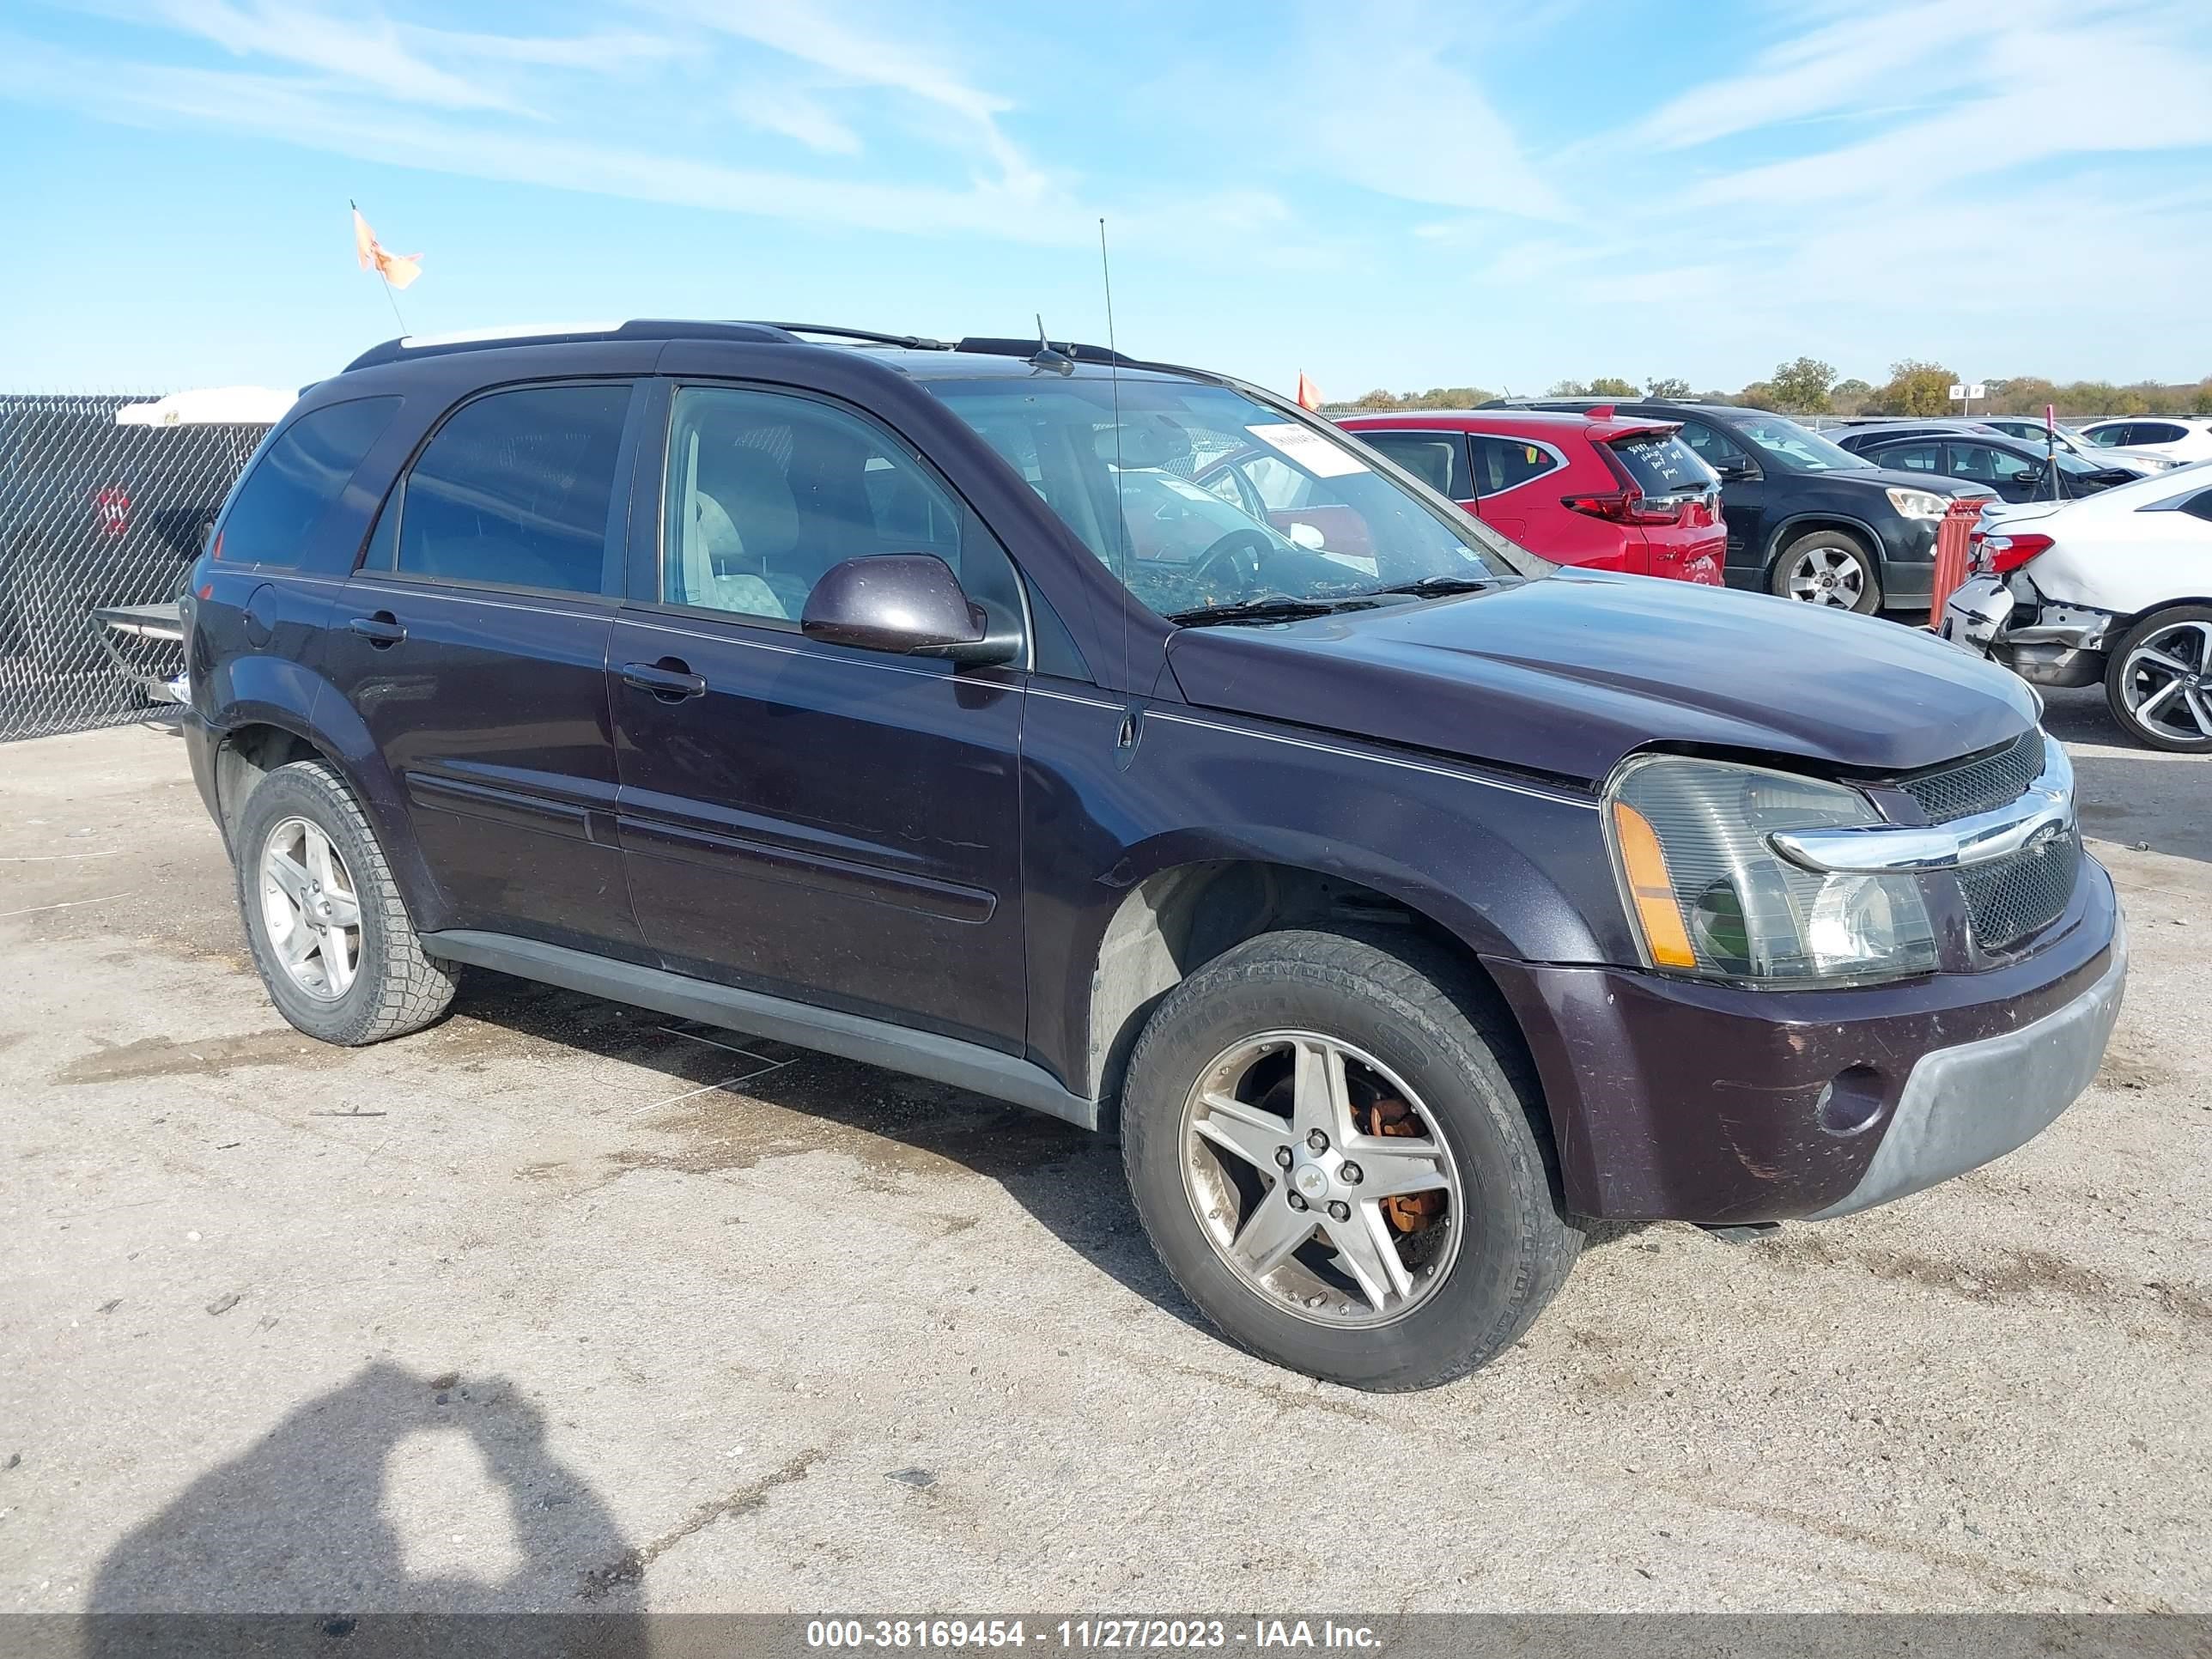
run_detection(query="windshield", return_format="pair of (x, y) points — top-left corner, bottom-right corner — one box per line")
(920, 374), (1536, 620)
(1733, 416), (1873, 472)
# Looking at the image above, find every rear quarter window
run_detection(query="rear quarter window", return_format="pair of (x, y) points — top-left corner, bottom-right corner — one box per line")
(1469, 434), (1565, 495)
(216, 397), (399, 567)
(1607, 434), (1716, 496)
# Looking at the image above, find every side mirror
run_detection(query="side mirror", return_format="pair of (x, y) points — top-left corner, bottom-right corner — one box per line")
(1717, 457), (1757, 482)
(800, 553), (1016, 665)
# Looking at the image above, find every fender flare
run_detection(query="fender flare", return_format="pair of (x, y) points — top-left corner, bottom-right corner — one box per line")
(206, 667), (452, 932)
(1761, 509), (1891, 576)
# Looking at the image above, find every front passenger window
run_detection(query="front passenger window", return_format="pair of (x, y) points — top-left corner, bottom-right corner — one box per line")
(663, 385), (1021, 638)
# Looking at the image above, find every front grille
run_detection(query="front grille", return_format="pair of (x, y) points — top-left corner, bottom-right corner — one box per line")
(1960, 829), (2081, 951)
(1899, 728), (2046, 824)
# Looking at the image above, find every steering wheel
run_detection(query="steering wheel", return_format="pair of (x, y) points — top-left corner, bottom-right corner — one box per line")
(1189, 528), (1274, 594)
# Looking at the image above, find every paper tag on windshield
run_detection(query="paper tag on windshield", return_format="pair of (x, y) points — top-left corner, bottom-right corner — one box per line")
(1244, 423), (1369, 477)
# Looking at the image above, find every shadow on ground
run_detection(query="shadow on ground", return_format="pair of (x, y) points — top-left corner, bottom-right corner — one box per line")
(84, 1361), (647, 1652)
(428, 969), (1659, 1340)
(446, 969), (1214, 1334)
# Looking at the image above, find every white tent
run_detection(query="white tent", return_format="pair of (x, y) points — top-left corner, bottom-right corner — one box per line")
(114, 386), (295, 427)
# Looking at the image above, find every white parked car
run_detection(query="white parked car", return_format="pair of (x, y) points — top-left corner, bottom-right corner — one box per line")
(1941, 461), (2212, 750)
(2077, 416), (2212, 467)
(1974, 417), (2175, 476)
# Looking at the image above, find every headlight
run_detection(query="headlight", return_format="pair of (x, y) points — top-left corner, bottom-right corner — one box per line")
(1885, 486), (1950, 520)
(1605, 755), (1938, 985)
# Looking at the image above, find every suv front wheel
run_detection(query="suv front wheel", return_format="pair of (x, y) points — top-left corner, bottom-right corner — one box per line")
(1770, 527), (1882, 613)
(1120, 929), (1581, 1390)
(234, 758), (459, 1045)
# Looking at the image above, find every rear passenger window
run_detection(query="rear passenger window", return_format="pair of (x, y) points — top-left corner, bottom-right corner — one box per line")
(1468, 435), (1564, 495)
(1880, 441), (1943, 474)
(2133, 422), (2185, 445)
(217, 397), (398, 567)
(1358, 432), (1469, 498)
(395, 384), (629, 595)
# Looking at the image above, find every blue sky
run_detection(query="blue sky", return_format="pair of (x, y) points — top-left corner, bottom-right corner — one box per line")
(3, 0), (2210, 400)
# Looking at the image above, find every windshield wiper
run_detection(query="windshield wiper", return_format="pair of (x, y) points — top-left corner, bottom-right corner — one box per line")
(1368, 574), (1509, 598)
(1166, 597), (1359, 627)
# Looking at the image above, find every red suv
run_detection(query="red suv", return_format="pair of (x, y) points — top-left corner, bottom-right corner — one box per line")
(1338, 409), (1725, 586)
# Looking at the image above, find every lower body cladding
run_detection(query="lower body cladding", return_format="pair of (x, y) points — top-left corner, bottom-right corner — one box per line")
(1486, 862), (2125, 1225)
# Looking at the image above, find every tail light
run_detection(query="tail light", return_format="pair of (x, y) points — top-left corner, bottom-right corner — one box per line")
(1979, 532), (2053, 574)
(1563, 489), (1685, 526)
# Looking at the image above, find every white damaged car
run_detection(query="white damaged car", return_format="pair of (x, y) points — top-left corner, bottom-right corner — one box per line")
(1941, 461), (2212, 751)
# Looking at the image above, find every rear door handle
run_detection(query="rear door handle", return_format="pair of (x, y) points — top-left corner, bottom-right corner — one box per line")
(348, 612), (405, 647)
(621, 659), (708, 701)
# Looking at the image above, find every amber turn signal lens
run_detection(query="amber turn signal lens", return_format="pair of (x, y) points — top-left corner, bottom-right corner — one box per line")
(1611, 800), (1698, 969)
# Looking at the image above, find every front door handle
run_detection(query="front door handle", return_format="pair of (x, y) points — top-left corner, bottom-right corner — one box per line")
(348, 612), (405, 647)
(621, 659), (708, 702)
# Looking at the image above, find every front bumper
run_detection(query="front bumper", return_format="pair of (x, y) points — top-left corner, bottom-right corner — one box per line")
(1810, 907), (2125, 1216)
(1485, 858), (2124, 1224)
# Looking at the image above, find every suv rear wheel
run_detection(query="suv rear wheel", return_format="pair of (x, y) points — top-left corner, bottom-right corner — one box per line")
(1770, 527), (1881, 613)
(1119, 929), (1581, 1390)
(234, 759), (458, 1044)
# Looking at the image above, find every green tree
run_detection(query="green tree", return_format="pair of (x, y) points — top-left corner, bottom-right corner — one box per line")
(1829, 377), (1874, 416)
(2195, 380), (2212, 416)
(1767, 356), (1837, 413)
(1547, 378), (1589, 397)
(1736, 381), (1778, 410)
(1869, 360), (1957, 416)
(1644, 375), (1691, 398)
(1587, 376), (1639, 397)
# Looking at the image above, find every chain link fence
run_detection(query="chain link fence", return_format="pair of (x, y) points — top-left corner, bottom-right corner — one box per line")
(0, 394), (269, 743)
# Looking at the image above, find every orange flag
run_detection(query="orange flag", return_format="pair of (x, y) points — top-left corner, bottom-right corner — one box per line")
(352, 208), (422, 291)
(1297, 370), (1324, 411)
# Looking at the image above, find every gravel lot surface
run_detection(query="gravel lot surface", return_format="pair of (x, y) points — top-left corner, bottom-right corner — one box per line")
(1, 687), (2205, 1614)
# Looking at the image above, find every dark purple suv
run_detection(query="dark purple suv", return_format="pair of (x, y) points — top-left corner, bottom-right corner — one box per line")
(180, 321), (2125, 1389)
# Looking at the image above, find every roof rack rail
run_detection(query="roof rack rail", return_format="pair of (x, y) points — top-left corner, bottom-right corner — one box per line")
(754, 322), (951, 349)
(342, 319), (799, 373)
(951, 336), (1147, 368)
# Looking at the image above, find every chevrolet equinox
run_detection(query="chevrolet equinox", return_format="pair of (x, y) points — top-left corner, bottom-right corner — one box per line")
(180, 321), (2127, 1389)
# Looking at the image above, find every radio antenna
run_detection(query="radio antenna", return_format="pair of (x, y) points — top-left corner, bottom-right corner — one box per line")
(1100, 217), (1131, 696)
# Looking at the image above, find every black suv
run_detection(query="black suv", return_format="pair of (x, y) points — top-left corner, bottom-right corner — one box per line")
(182, 322), (2124, 1389)
(1494, 398), (1994, 612)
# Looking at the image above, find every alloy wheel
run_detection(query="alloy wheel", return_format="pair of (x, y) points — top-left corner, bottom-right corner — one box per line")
(258, 816), (362, 1000)
(1785, 544), (1867, 606)
(1179, 1030), (1463, 1328)
(2118, 619), (2212, 743)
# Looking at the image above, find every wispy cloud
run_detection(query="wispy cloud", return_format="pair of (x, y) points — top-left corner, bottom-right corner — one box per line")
(146, 0), (532, 112)
(732, 84), (863, 156)
(1631, 0), (2001, 152)
(1679, 4), (2212, 207)
(667, 0), (1047, 199)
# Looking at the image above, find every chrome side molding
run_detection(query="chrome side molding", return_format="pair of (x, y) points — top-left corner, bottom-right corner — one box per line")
(1771, 735), (2074, 876)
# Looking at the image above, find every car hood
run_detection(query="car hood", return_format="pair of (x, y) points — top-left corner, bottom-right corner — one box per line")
(1164, 570), (2039, 787)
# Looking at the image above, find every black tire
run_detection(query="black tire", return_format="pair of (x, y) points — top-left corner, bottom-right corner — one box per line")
(1119, 928), (1582, 1391)
(234, 758), (458, 1044)
(2104, 605), (2212, 753)
(1767, 526), (1883, 615)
